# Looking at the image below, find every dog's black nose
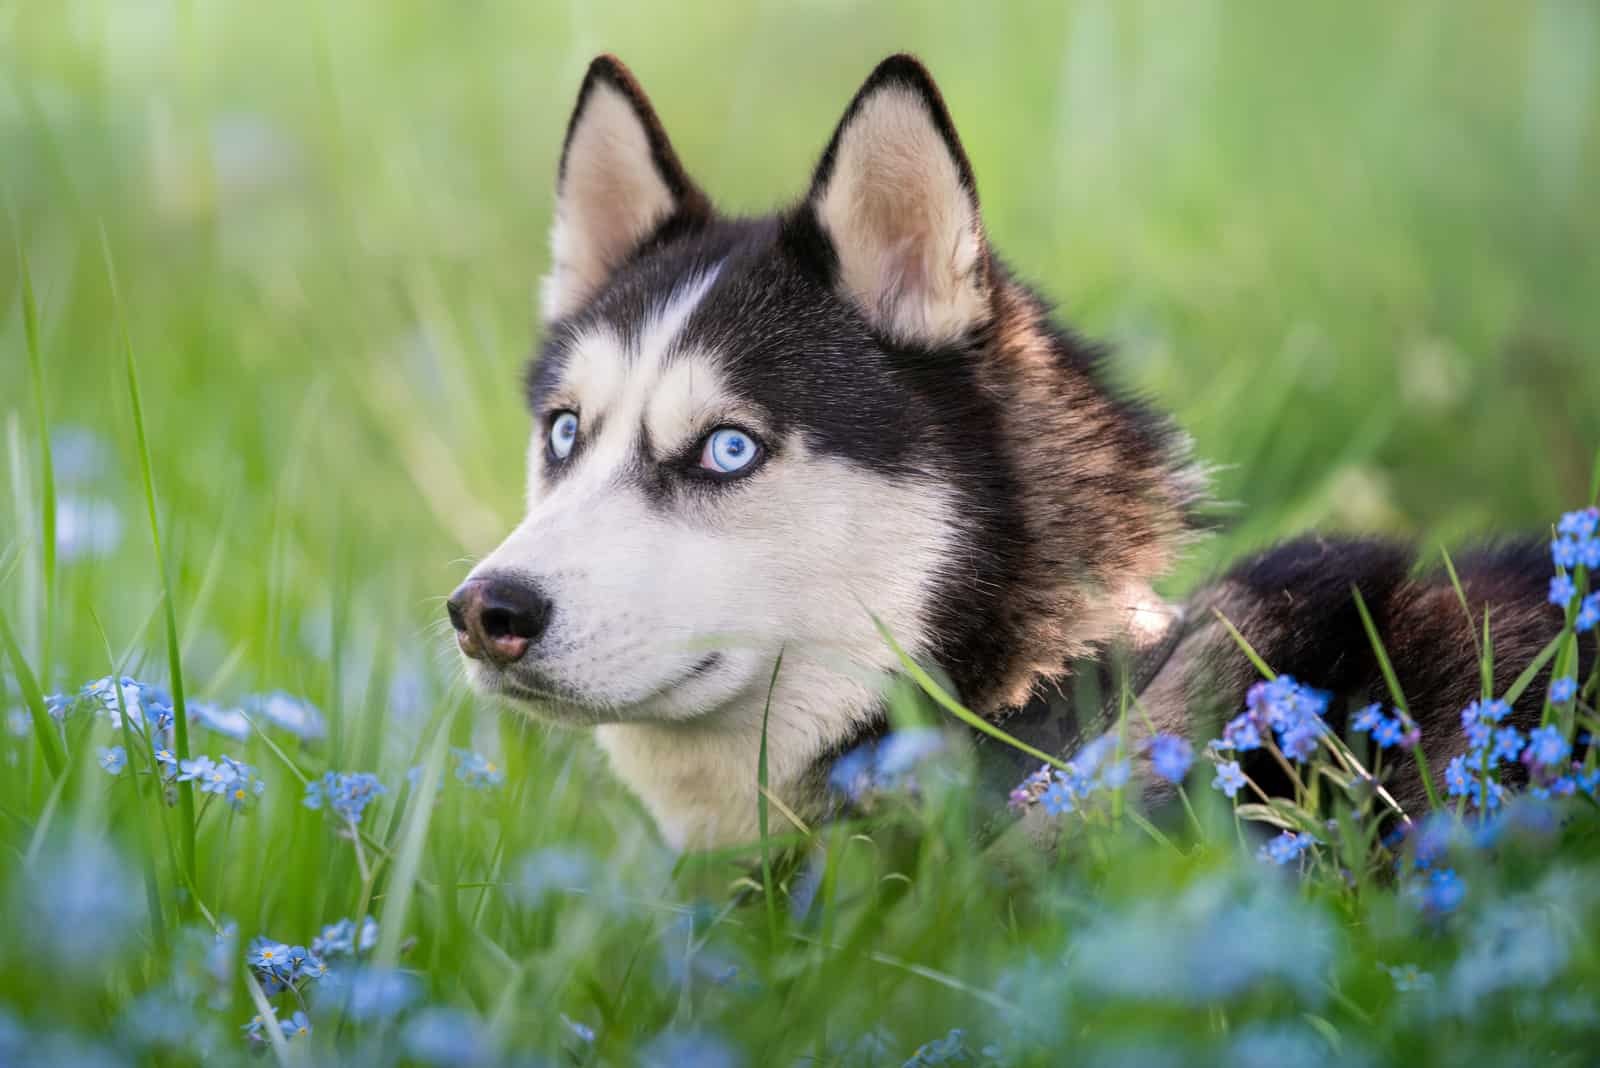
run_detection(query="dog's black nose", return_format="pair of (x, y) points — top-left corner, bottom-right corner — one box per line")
(447, 576), (553, 665)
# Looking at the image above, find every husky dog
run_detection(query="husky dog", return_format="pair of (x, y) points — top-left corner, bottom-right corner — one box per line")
(448, 54), (1579, 849)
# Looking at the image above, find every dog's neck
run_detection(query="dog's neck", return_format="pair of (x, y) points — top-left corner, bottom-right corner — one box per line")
(594, 586), (1182, 851)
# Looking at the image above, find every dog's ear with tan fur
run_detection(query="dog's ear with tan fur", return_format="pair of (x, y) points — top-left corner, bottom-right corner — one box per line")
(541, 56), (710, 322)
(801, 54), (991, 346)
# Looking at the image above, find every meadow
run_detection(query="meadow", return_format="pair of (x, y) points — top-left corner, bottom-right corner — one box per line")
(4, 2), (1600, 1064)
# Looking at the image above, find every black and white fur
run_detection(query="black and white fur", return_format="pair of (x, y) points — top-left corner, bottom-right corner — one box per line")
(451, 55), (1579, 849)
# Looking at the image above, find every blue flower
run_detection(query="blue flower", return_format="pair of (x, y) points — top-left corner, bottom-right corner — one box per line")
(1552, 537), (1581, 569)
(1222, 712), (1263, 751)
(1258, 831), (1316, 866)
(1549, 676), (1578, 704)
(1146, 733), (1193, 783)
(1522, 725), (1571, 769)
(1463, 718), (1492, 752)
(285, 1011), (311, 1040)
(1558, 507), (1600, 539)
(312, 919), (355, 958)
(1373, 716), (1406, 749)
(1351, 703), (1384, 733)
(1279, 719), (1323, 761)
(1492, 726), (1525, 764)
(1577, 593), (1600, 633)
(242, 1006), (278, 1044)
(829, 745), (876, 802)
(452, 748), (505, 789)
(562, 1015), (597, 1044)
(1414, 867), (1465, 914)
(1548, 574), (1577, 608)
(215, 756), (265, 809)
(97, 746), (127, 776)
(305, 771), (387, 824)
(874, 728), (946, 783)
(249, 939), (292, 978)
(1039, 780), (1076, 816)
(1444, 754), (1472, 797)
(1212, 760), (1246, 799)
(1582, 537), (1600, 568)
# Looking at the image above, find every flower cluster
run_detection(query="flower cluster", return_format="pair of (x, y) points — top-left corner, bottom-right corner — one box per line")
(1350, 702), (1420, 750)
(1214, 676), (1333, 763)
(176, 755), (267, 810)
(1007, 733), (1130, 816)
(1146, 733), (1194, 783)
(243, 916), (380, 1045)
(451, 748), (506, 789)
(1550, 507), (1600, 631)
(1443, 699), (1598, 809)
(1258, 830), (1317, 866)
(304, 771), (387, 824)
(50, 676), (177, 751)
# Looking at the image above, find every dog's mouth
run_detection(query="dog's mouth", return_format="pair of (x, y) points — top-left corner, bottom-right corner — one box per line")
(477, 653), (725, 720)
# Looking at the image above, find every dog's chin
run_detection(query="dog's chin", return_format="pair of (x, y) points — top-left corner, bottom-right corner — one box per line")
(462, 651), (748, 728)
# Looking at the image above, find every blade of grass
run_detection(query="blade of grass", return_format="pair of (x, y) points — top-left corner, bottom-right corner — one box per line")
(1350, 585), (1439, 809)
(104, 231), (198, 907)
(15, 235), (55, 682)
(867, 606), (1072, 771)
(374, 701), (456, 971)
(1438, 545), (1483, 661)
(0, 607), (65, 777)
(1212, 609), (1278, 680)
(757, 647), (784, 950)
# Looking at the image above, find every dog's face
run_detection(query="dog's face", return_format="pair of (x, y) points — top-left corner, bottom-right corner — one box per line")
(451, 56), (998, 725)
(449, 56), (1005, 728)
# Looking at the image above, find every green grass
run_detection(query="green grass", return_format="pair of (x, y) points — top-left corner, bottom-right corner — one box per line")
(3, 2), (1600, 1065)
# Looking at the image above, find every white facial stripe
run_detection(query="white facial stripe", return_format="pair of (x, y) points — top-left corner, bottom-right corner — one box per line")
(636, 263), (723, 375)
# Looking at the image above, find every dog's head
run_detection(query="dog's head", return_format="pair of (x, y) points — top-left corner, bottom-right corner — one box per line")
(449, 55), (1193, 736)
(449, 54), (1000, 726)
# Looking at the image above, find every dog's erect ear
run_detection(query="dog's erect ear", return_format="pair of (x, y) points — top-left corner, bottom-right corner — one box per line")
(542, 56), (709, 322)
(803, 55), (990, 346)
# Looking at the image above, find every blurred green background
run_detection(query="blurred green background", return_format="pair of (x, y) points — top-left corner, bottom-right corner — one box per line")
(4, 0), (1599, 688)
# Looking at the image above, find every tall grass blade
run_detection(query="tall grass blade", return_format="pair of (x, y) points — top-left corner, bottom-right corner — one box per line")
(757, 648), (784, 949)
(1350, 585), (1440, 809)
(15, 237), (55, 680)
(0, 609), (65, 777)
(103, 231), (198, 904)
(375, 702), (456, 972)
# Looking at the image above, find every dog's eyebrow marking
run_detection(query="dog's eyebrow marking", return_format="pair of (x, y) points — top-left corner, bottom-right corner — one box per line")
(636, 261), (724, 372)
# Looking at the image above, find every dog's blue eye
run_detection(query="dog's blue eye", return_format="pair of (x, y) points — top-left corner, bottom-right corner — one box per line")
(549, 411), (579, 460)
(700, 427), (759, 475)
